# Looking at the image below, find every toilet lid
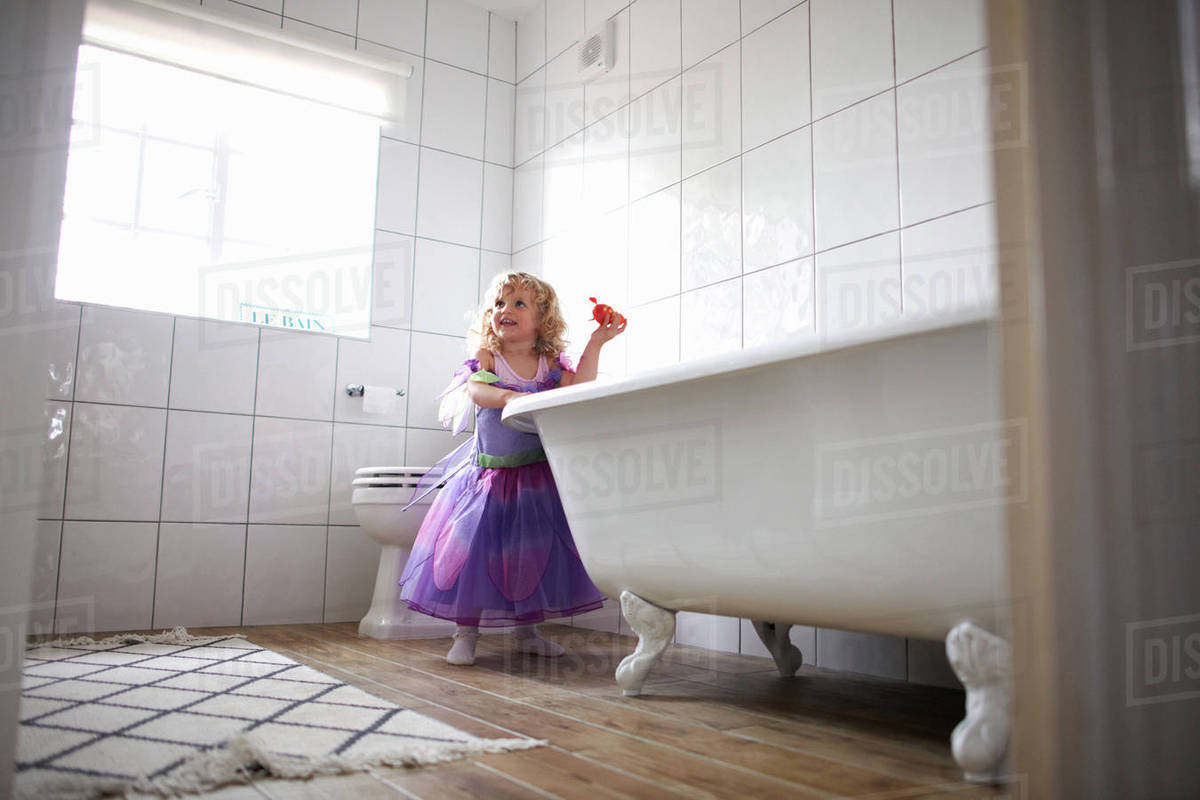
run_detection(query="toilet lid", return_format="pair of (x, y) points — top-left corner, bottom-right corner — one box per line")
(353, 477), (420, 488)
(355, 465), (427, 477)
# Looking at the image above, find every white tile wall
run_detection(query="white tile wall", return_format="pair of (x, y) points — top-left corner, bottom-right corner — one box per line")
(153, 522), (246, 627)
(893, 0), (987, 83)
(513, 154), (545, 251)
(897, 51), (994, 226)
(676, 610), (740, 653)
(900, 205), (998, 321)
(421, 60), (488, 158)
(543, 132), (585, 238)
(40, 402), (70, 520)
(44, 302), (80, 401)
(371, 232), (416, 329)
(680, 279), (742, 361)
(283, 0), (356, 35)
(42, 0), (514, 637)
(426, 0), (490, 74)
(630, 0), (680, 100)
(415, 148), (484, 246)
(510, 0), (999, 685)
(681, 0), (740, 70)
(628, 76), (682, 201)
(358, 0), (427, 55)
(406, 333), (472, 430)
(168, 318), (259, 415)
(411, 239), (481, 335)
(516, 1), (546, 82)
(514, 67), (547, 166)
(741, 3), (810, 151)
(744, 257), (815, 346)
(816, 231), (902, 338)
(329, 423), (408, 525)
(741, 0), (803, 35)
(583, 106), (630, 219)
(376, 138), (420, 234)
(483, 162), (515, 252)
(161, 410), (253, 523)
(743, 126), (814, 271)
(489, 15), (517, 82)
(75, 306), (173, 407)
(248, 417), (334, 524)
(65, 403), (166, 521)
(57, 521), (157, 633)
(629, 185), (681, 305)
(682, 156), (741, 291)
(254, 329), (337, 420)
(816, 628), (908, 680)
(547, 0), (584, 59)
(810, 0), (894, 118)
(41, 0), (995, 686)
(545, 47), (585, 148)
(681, 42), (740, 179)
(242, 524), (326, 624)
(813, 91), (899, 251)
(30, 521), (62, 634)
(485, 78), (517, 166)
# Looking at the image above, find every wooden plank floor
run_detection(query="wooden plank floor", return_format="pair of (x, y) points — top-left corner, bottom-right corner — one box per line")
(106, 623), (1018, 799)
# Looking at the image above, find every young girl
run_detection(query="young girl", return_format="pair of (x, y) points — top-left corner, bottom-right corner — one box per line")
(399, 272), (627, 665)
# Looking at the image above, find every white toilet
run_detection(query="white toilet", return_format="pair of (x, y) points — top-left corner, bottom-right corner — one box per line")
(352, 466), (455, 639)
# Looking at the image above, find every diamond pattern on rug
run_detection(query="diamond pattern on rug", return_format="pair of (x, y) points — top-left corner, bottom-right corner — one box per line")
(15, 630), (545, 799)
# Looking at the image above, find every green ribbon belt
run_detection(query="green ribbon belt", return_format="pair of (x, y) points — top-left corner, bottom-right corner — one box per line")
(476, 447), (547, 468)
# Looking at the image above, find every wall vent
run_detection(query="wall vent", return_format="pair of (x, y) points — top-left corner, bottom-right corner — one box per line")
(577, 19), (615, 82)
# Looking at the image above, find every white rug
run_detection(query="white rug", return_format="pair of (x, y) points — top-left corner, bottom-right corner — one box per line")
(16, 628), (544, 798)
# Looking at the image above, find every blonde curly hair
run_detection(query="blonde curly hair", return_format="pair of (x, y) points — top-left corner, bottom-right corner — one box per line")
(469, 271), (569, 357)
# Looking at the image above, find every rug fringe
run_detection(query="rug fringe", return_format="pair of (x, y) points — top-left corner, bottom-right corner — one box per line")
(22, 732), (548, 798)
(26, 626), (245, 650)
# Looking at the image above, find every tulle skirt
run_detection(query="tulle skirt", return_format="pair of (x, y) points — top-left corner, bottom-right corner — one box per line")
(398, 460), (605, 627)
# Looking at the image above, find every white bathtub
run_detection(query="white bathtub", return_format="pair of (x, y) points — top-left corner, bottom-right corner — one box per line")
(505, 315), (1016, 782)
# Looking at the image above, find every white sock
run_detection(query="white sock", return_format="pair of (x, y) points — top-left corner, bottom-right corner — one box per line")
(446, 625), (479, 666)
(513, 624), (564, 657)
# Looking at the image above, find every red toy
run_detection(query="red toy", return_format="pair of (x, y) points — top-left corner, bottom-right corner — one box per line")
(589, 297), (626, 327)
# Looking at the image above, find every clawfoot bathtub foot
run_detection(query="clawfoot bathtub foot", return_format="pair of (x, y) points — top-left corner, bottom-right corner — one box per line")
(945, 621), (1012, 783)
(751, 620), (804, 676)
(615, 591), (676, 696)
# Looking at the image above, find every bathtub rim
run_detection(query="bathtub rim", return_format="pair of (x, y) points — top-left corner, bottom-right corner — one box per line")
(504, 309), (996, 431)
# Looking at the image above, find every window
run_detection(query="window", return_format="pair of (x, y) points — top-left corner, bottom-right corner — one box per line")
(56, 0), (410, 338)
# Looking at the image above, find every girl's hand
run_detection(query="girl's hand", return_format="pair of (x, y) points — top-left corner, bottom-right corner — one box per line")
(589, 310), (627, 344)
(502, 389), (530, 406)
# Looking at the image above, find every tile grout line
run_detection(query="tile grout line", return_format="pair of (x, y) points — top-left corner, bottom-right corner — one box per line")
(239, 326), (262, 626)
(148, 316), (177, 630)
(51, 304), (84, 634)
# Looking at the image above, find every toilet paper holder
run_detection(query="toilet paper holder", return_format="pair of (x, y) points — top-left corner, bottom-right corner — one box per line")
(346, 384), (405, 397)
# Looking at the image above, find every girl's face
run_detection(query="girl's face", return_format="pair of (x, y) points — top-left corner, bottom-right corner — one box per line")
(490, 286), (540, 346)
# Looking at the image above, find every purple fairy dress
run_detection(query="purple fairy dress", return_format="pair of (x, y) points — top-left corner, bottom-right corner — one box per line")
(397, 351), (605, 627)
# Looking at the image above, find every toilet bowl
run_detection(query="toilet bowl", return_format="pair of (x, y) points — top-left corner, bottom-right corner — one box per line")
(352, 466), (455, 639)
